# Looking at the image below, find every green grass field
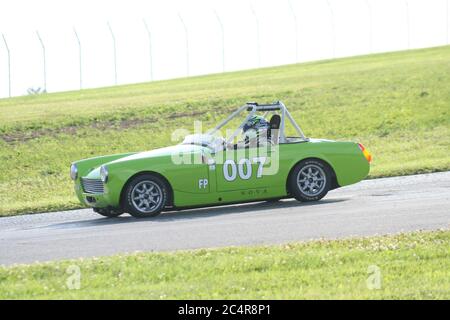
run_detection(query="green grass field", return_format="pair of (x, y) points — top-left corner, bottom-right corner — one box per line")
(0, 230), (448, 299)
(0, 46), (449, 216)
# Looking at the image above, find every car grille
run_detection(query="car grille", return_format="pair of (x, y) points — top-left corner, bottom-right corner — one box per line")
(81, 178), (104, 194)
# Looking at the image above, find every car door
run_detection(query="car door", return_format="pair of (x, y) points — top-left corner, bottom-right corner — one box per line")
(213, 144), (280, 193)
(162, 146), (211, 194)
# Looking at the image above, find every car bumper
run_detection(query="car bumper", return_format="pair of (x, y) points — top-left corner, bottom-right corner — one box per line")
(74, 181), (114, 209)
(82, 192), (110, 208)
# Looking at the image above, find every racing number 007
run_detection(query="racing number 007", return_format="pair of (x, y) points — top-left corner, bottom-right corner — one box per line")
(223, 157), (266, 181)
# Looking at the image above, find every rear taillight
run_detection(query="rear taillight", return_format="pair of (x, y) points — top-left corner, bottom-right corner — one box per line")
(358, 143), (372, 163)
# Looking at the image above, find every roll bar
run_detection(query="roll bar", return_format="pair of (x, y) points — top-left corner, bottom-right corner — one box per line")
(208, 101), (307, 144)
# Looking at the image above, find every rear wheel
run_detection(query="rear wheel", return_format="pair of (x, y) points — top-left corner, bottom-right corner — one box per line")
(123, 174), (168, 218)
(288, 159), (331, 202)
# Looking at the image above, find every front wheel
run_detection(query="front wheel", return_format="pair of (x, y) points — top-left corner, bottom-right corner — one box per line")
(288, 159), (331, 202)
(123, 174), (168, 218)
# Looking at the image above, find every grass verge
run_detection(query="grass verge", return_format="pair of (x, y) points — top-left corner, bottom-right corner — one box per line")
(0, 229), (449, 299)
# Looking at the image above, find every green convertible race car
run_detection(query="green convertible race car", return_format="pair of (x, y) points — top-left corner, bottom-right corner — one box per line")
(70, 101), (372, 218)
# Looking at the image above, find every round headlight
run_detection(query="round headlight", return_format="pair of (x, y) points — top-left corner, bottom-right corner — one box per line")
(70, 163), (78, 180)
(100, 165), (109, 183)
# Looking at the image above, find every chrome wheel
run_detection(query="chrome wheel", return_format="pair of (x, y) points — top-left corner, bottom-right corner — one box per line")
(296, 164), (326, 197)
(131, 181), (163, 213)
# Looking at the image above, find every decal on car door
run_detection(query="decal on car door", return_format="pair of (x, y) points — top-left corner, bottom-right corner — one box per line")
(222, 157), (266, 181)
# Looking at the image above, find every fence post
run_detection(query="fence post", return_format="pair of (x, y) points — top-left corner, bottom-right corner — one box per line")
(325, 0), (336, 58)
(178, 13), (189, 77)
(36, 31), (47, 92)
(365, 0), (373, 53)
(214, 10), (225, 72)
(288, 0), (299, 62)
(446, 0), (449, 44)
(405, 0), (410, 49)
(249, 3), (261, 67)
(143, 19), (154, 81)
(107, 22), (118, 85)
(73, 27), (82, 89)
(2, 33), (11, 97)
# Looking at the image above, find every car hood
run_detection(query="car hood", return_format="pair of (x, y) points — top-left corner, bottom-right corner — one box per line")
(107, 144), (206, 165)
(84, 144), (206, 179)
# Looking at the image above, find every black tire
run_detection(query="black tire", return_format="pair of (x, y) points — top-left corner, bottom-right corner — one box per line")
(123, 174), (168, 218)
(93, 208), (124, 218)
(288, 159), (332, 202)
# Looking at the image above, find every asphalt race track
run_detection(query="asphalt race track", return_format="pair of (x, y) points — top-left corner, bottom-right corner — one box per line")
(1, 172), (449, 265)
